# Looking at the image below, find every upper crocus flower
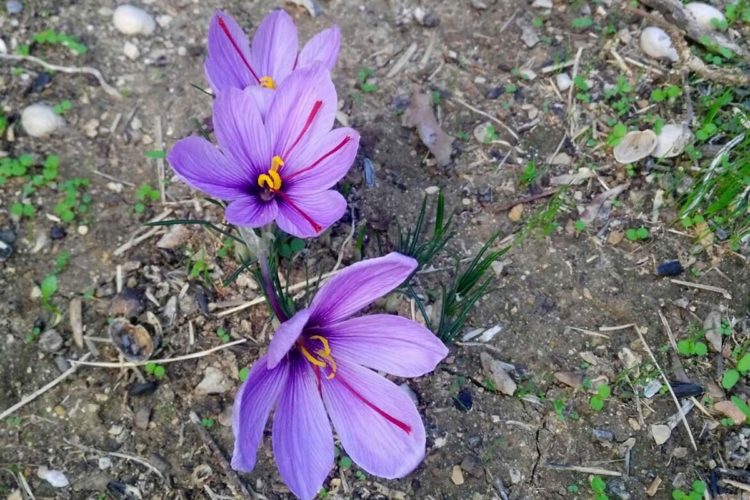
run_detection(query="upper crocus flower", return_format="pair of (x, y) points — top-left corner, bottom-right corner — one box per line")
(167, 65), (359, 238)
(232, 253), (448, 499)
(205, 9), (340, 113)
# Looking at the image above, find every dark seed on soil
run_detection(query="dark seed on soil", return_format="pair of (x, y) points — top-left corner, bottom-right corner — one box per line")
(49, 225), (66, 240)
(669, 380), (704, 398)
(656, 260), (683, 277)
(486, 86), (503, 100)
(0, 229), (16, 261)
(194, 286), (210, 315)
(29, 72), (52, 94)
(593, 429), (615, 442)
(129, 381), (158, 397)
(453, 388), (473, 412)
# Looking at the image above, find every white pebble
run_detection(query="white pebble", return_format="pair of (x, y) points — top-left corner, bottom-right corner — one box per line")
(21, 103), (64, 138)
(77, 225), (89, 236)
(37, 467), (69, 488)
(425, 185), (440, 195)
(555, 72), (572, 91)
(98, 457), (113, 470)
(113, 5), (156, 36)
(685, 2), (726, 30)
(123, 41), (140, 60)
(640, 26), (678, 62)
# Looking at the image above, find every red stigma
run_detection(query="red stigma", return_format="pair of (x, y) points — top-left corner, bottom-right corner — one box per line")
(217, 16), (261, 84)
(284, 100), (323, 158)
(338, 378), (412, 434)
(286, 136), (353, 182)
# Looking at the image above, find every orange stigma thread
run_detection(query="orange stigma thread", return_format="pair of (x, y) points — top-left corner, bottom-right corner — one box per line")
(259, 76), (276, 89)
(257, 155), (285, 191)
(299, 335), (337, 379)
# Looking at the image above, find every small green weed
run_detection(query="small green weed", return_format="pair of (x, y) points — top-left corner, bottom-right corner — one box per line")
(625, 227), (649, 241)
(356, 67), (378, 93)
(145, 362), (166, 379)
(135, 183), (160, 213)
(33, 29), (87, 55)
(672, 480), (706, 500)
(590, 475), (608, 500)
(590, 383), (611, 412)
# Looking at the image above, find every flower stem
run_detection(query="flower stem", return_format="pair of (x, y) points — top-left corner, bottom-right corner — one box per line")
(237, 226), (288, 322)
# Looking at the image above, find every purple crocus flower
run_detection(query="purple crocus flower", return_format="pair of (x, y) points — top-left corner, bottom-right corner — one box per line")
(167, 65), (359, 238)
(232, 253), (448, 499)
(205, 9), (340, 115)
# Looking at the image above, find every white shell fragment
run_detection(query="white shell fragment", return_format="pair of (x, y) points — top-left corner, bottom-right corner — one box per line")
(685, 2), (726, 30)
(37, 467), (69, 488)
(113, 5), (156, 36)
(613, 130), (658, 164)
(21, 103), (65, 138)
(652, 123), (693, 158)
(640, 27), (678, 62)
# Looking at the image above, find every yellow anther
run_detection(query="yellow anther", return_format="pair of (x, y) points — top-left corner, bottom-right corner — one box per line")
(257, 173), (274, 190)
(260, 76), (276, 89)
(271, 155), (284, 172)
(257, 156), (284, 191)
(299, 344), (326, 368)
(309, 335), (330, 356)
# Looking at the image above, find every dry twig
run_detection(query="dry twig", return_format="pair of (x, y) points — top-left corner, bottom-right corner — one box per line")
(0, 54), (121, 98)
(70, 339), (246, 368)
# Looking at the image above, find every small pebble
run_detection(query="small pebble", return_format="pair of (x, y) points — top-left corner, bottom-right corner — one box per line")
(54, 355), (71, 373)
(643, 379), (662, 398)
(508, 204), (524, 222)
(5, 0), (22, 14)
(113, 5), (156, 36)
(98, 457), (112, 470)
(21, 103), (64, 137)
(450, 465), (465, 485)
(123, 41), (140, 60)
(49, 226), (66, 240)
(134, 407), (151, 429)
(509, 467), (522, 484)
(555, 73), (572, 92)
(38, 329), (64, 353)
(425, 185), (440, 195)
(53, 405), (66, 417)
(593, 429), (615, 442)
(77, 225), (89, 236)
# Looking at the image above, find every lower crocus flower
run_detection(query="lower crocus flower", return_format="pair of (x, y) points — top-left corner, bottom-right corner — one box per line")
(232, 253), (448, 499)
(167, 65), (359, 238)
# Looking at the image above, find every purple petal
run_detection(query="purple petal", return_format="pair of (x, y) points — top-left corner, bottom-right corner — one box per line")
(266, 65), (337, 160)
(267, 309), (310, 369)
(250, 10), (298, 83)
(167, 136), (250, 200)
(309, 253), (417, 325)
(213, 87), (271, 177)
(284, 128), (360, 192)
(326, 315), (447, 377)
(321, 359), (425, 478)
(205, 11), (257, 93)
(273, 357), (334, 500)
(275, 189), (346, 238)
(225, 196), (278, 227)
(231, 354), (289, 472)
(245, 85), (274, 120)
(298, 26), (341, 71)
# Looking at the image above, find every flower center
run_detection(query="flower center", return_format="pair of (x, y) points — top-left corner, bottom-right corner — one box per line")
(257, 155), (284, 191)
(259, 76), (276, 89)
(298, 335), (337, 380)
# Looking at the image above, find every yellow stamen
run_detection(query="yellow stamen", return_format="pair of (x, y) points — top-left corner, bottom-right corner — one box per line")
(260, 76), (276, 89)
(299, 344), (326, 368)
(257, 156), (285, 190)
(309, 335), (330, 356)
(299, 335), (337, 379)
